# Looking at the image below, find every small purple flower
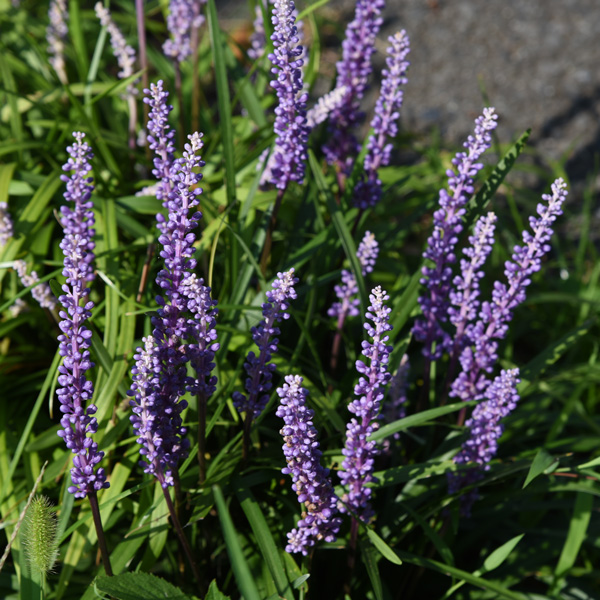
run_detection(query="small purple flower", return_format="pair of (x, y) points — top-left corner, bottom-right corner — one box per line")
(328, 231), (379, 320)
(323, 0), (385, 170)
(14, 260), (57, 310)
(339, 286), (392, 521)
(0, 201), (13, 246)
(306, 85), (348, 129)
(276, 374), (342, 555)
(448, 212), (497, 355)
(448, 368), (520, 514)
(451, 178), (567, 404)
(260, 0), (309, 190)
(248, 0), (274, 60)
(47, 0), (68, 85)
(95, 3), (138, 97)
(353, 30), (410, 209)
(233, 269), (298, 420)
(163, 0), (206, 64)
(413, 108), (498, 361)
(56, 132), (108, 499)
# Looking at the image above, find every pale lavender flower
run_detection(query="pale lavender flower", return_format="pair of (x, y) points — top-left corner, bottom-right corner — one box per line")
(353, 30), (410, 209)
(448, 212), (497, 355)
(339, 286), (392, 521)
(248, 1), (274, 60)
(260, 0), (309, 190)
(276, 375), (342, 555)
(0, 202), (13, 246)
(233, 269), (298, 420)
(448, 369), (520, 514)
(328, 231), (379, 320)
(323, 0), (385, 170)
(47, 0), (68, 85)
(451, 178), (567, 404)
(144, 81), (177, 213)
(14, 260), (57, 310)
(9, 298), (28, 317)
(306, 85), (348, 129)
(95, 3), (138, 97)
(163, 0), (206, 64)
(56, 132), (108, 498)
(413, 108), (498, 360)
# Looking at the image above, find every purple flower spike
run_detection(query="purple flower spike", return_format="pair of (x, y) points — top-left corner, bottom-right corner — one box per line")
(47, 0), (68, 85)
(144, 81), (177, 209)
(323, 0), (385, 170)
(448, 212), (497, 354)
(95, 3), (138, 97)
(329, 231), (379, 320)
(163, 0), (206, 64)
(276, 374), (342, 555)
(339, 286), (392, 521)
(248, 0), (274, 60)
(451, 178), (567, 404)
(14, 260), (57, 310)
(260, 0), (309, 190)
(233, 269), (298, 420)
(353, 30), (410, 209)
(56, 132), (109, 499)
(0, 201), (13, 246)
(413, 108), (498, 360)
(449, 368), (520, 514)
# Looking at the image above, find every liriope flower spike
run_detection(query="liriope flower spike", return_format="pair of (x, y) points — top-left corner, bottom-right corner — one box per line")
(448, 212), (497, 356)
(448, 368), (520, 514)
(56, 132), (108, 498)
(276, 375), (342, 555)
(14, 260), (57, 311)
(0, 201), (13, 246)
(144, 80), (177, 209)
(47, 0), (68, 84)
(451, 179), (567, 405)
(339, 286), (392, 521)
(353, 30), (410, 209)
(95, 3), (138, 98)
(233, 269), (298, 421)
(260, 0), (309, 190)
(323, 0), (385, 171)
(163, 0), (206, 64)
(306, 85), (348, 129)
(413, 108), (498, 361)
(329, 231), (379, 320)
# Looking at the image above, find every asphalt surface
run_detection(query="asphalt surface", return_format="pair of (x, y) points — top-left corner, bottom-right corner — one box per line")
(221, 0), (600, 194)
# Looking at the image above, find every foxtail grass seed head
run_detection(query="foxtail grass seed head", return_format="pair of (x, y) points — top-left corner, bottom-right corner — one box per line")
(22, 495), (59, 576)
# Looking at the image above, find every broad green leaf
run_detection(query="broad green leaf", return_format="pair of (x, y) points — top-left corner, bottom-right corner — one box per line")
(205, 580), (231, 600)
(365, 528), (402, 566)
(554, 492), (593, 578)
(522, 448), (556, 488)
(94, 572), (193, 600)
(481, 534), (524, 572)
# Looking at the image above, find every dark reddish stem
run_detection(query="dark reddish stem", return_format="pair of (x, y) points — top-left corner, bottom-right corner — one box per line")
(88, 491), (113, 576)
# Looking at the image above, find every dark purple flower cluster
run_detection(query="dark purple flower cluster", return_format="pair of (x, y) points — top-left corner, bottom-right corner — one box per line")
(413, 108), (498, 360)
(261, 0), (309, 190)
(448, 369), (520, 514)
(56, 132), (109, 499)
(322, 0), (385, 170)
(163, 0), (206, 64)
(353, 30), (410, 209)
(451, 178), (567, 405)
(233, 269), (298, 420)
(339, 286), (392, 521)
(276, 375), (342, 555)
(328, 231), (379, 320)
(129, 128), (219, 487)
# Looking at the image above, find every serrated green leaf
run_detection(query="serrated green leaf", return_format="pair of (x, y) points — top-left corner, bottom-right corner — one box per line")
(205, 580), (231, 600)
(94, 572), (193, 600)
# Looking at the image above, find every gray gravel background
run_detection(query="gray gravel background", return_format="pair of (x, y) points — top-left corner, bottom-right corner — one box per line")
(221, 0), (600, 192)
